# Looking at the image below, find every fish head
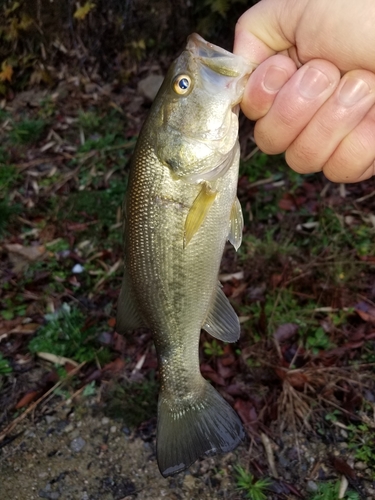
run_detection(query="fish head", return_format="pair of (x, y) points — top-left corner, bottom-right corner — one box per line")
(148, 34), (256, 183)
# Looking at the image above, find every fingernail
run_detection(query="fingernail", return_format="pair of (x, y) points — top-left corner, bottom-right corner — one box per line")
(299, 67), (330, 99)
(263, 66), (289, 92)
(339, 78), (370, 106)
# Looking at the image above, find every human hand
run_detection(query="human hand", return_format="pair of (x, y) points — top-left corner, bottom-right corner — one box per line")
(234, 0), (375, 182)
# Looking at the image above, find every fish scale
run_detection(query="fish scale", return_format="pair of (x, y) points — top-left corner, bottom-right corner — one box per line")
(116, 33), (255, 477)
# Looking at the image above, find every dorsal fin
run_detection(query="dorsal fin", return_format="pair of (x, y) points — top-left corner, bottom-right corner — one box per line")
(116, 265), (146, 333)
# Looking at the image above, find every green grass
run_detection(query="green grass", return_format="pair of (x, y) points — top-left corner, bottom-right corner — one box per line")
(104, 374), (158, 428)
(234, 466), (271, 500)
(203, 339), (224, 357)
(62, 178), (126, 227)
(0, 354), (12, 375)
(28, 303), (111, 364)
(0, 198), (21, 235)
(309, 481), (359, 500)
(9, 117), (47, 144)
(347, 423), (375, 474)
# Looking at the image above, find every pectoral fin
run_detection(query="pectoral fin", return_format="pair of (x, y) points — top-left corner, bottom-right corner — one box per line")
(116, 265), (146, 333)
(202, 284), (240, 342)
(228, 197), (243, 251)
(184, 182), (217, 247)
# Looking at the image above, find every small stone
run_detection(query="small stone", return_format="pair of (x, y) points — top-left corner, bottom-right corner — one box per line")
(45, 415), (56, 425)
(70, 436), (86, 453)
(137, 75), (164, 102)
(72, 263), (84, 274)
(340, 429), (348, 438)
(354, 461), (367, 470)
(306, 480), (318, 493)
(110, 426), (117, 433)
(182, 474), (196, 490)
(101, 417), (110, 425)
(63, 423), (74, 434)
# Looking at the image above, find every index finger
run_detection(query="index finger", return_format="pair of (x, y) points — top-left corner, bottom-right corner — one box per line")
(233, 0), (307, 63)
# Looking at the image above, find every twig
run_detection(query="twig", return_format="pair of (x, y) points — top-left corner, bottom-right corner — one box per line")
(260, 432), (278, 478)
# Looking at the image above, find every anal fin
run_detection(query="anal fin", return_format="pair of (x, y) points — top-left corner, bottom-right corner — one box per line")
(202, 283), (240, 342)
(184, 182), (217, 247)
(116, 265), (146, 333)
(228, 197), (243, 251)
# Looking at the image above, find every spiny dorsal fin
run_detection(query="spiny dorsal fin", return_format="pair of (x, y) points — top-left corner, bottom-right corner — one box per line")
(228, 197), (243, 251)
(184, 182), (217, 248)
(116, 265), (146, 333)
(202, 283), (240, 342)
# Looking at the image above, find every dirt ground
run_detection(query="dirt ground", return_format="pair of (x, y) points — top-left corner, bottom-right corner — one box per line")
(1, 395), (375, 500)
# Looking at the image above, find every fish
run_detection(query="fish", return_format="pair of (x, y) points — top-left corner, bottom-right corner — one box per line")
(116, 33), (255, 477)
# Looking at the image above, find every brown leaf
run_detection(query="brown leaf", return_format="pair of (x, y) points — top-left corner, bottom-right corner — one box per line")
(287, 371), (309, 390)
(112, 332), (126, 352)
(330, 455), (356, 480)
(221, 345), (236, 366)
(102, 357), (125, 374)
(354, 301), (375, 323)
(278, 193), (296, 211)
(356, 308), (375, 323)
(0, 62), (13, 82)
(5, 243), (46, 261)
(234, 399), (257, 424)
(107, 317), (116, 328)
(217, 359), (236, 379)
(15, 390), (41, 409)
(200, 363), (226, 386)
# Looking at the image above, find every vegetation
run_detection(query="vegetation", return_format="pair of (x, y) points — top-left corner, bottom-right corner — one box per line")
(234, 466), (271, 500)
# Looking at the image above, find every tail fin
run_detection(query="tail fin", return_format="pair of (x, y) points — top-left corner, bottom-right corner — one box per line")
(156, 381), (245, 477)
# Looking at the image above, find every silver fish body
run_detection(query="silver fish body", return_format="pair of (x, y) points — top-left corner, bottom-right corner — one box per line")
(117, 34), (254, 477)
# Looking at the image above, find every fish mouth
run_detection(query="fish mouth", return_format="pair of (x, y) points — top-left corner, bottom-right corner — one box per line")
(186, 33), (256, 85)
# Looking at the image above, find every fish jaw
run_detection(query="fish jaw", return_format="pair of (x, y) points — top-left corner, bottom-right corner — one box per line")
(186, 32), (256, 102)
(147, 34), (255, 182)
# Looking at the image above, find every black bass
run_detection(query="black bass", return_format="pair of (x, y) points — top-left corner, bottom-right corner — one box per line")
(117, 34), (254, 477)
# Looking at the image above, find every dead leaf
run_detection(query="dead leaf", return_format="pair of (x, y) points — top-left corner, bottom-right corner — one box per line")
(15, 390), (41, 409)
(200, 363), (226, 386)
(278, 193), (296, 211)
(221, 345), (236, 366)
(330, 455), (356, 480)
(234, 399), (257, 424)
(74, 2), (96, 20)
(107, 317), (116, 328)
(37, 352), (79, 367)
(217, 359), (236, 379)
(102, 357), (125, 374)
(0, 62), (13, 82)
(5, 244), (46, 273)
(4, 244), (46, 259)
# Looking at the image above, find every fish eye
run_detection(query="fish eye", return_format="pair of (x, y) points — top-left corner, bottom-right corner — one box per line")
(173, 74), (191, 95)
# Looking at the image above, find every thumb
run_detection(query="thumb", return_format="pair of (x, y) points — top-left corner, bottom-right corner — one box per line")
(233, 0), (308, 63)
